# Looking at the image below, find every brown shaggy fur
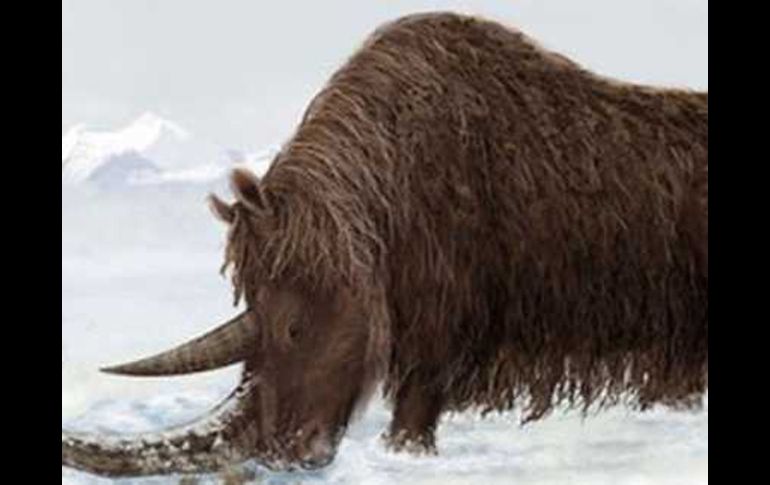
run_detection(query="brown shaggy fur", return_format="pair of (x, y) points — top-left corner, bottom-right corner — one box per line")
(223, 12), (708, 428)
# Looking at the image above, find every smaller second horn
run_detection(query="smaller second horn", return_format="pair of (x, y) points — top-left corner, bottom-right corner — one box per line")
(102, 311), (257, 377)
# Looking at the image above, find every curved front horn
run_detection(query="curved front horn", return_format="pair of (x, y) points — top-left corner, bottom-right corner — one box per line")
(62, 377), (261, 477)
(101, 312), (257, 377)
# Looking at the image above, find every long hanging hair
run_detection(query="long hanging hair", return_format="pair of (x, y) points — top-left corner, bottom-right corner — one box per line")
(222, 12), (708, 422)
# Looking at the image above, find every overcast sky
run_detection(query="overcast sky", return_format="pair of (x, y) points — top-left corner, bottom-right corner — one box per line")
(62, 0), (708, 151)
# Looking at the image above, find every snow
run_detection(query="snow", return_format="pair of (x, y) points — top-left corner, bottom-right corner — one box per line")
(62, 117), (708, 485)
(61, 113), (276, 188)
(62, 388), (708, 485)
(62, 113), (186, 184)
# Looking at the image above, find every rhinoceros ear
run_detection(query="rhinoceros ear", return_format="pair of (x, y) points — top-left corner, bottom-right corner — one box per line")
(208, 194), (235, 224)
(231, 168), (271, 213)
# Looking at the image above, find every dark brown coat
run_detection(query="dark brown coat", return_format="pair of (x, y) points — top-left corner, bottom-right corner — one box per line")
(222, 12), (708, 445)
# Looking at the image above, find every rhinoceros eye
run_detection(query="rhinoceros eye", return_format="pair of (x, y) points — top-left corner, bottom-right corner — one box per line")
(283, 310), (305, 344)
(288, 323), (301, 342)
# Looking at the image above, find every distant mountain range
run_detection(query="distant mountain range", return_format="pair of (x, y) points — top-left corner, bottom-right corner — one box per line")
(62, 113), (278, 188)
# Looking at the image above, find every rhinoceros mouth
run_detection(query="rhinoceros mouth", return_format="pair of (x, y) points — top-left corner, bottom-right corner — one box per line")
(252, 424), (343, 472)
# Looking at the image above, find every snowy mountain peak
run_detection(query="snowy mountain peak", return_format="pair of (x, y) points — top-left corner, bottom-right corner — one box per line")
(61, 113), (193, 185)
(123, 112), (190, 146)
(62, 113), (276, 188)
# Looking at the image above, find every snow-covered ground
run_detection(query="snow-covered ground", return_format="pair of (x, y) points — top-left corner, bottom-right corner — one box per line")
(62, 116), (708, 484)
(62, 389), (708, 485)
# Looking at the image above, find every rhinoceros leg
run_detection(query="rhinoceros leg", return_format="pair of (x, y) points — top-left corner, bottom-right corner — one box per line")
(385, 373), (444, 454)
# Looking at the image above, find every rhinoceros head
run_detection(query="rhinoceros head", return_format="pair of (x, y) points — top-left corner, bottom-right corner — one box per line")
(62, 169), (380, 477)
